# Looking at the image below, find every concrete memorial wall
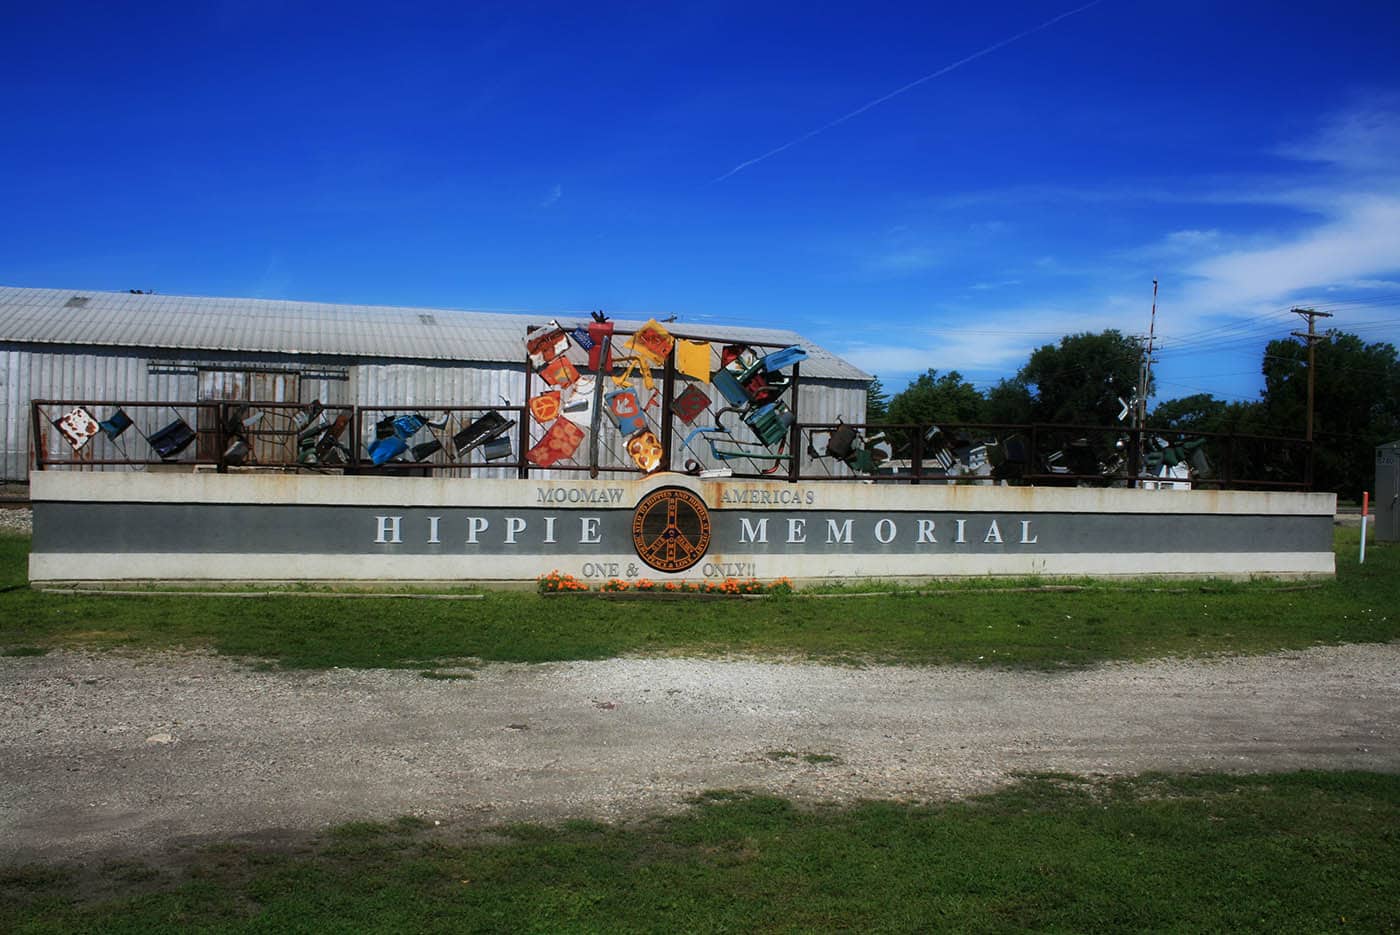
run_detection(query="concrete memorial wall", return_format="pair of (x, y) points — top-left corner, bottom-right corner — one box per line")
(28, 472), (1336, 584)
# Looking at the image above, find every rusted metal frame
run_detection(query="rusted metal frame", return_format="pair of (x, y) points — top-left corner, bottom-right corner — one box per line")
(910, 425), (923, 485)
(783, 418), (1313, 490)
(660, 346), (676, 473)
(560, 326), (799, 478)
(520, 334), (535, 480)
(33, 399), (220, 471)
(1125, 425), (1140, 487)
(520, 324), (637, 479)
(31, 400), (45, 472)
(582, 325), (662, 477)
(789, 417), (894, 483)
(349, 409), (362, 475)
(215, 402), (229, 474)
(538, 463), (643, 475)
(25, 458), (209, 467)
(1028, 424), (1039, 483)
(1019, 472), (1130, 485)
(352, 404), (527, 477)
(786, 360), (802, 483)
(225, 401), (353, 473)
(586, 333), (610, 479)
(445, 407), (525, 477)
(33, 398), (199, 408)
(646, 328), (789, 351)
(30, 393), (1317, 491)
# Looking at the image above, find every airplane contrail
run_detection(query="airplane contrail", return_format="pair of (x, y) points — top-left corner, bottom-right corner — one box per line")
(712, 0), (1107, 183)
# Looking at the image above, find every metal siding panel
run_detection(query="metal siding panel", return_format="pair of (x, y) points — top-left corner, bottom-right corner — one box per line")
(0, 287), (869, 380)
(2, 351), (20, 480)
(787, 381), (862, 480)
(36, 355), (63, 470)
(17, 351), (31, 480)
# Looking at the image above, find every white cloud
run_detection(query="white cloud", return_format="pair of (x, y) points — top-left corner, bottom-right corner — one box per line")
(1278, 94), (1400, 174)
(1184, 196), (1400, 311)
(836, 98), (1400, 392)
(1325, 279), (1400, 291)
(835, 303), (1133, 379)
(1163, 229), (1221, 250)
(541, 183), (563, 208)
(1129, 99), (1400, 320)
(839, 335), (1025, 378)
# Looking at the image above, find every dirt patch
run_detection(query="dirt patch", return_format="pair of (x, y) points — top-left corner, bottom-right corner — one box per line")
(2, 644), (1397, 863)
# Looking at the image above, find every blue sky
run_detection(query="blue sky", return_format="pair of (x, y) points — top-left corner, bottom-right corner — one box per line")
(4, 0), (1400, 408)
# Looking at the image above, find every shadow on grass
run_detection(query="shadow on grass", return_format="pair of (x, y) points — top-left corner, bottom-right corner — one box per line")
(3, 771), (1396, 932)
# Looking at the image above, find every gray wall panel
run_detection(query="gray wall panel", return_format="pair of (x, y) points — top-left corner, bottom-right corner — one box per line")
(32, 502), (1335, 557)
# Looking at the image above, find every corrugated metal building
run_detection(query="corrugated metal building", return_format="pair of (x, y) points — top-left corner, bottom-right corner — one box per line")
(0, 286), (872, 481)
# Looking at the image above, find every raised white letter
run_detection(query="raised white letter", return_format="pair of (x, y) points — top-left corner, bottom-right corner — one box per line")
(1020, 520), (1038, 544)
(954, 519), (966, 544)
(505, 516), (526, 544)
(466, 516), (489, 543)
(917, 519), (937, 543)
(427, 516), (440, 544)
(984, 520), (1002, 544)
(580, 517), (602, 544)
(740, 517), (769, 543)
(374, 515), (402, 544)
(543, 516), (557, 543)
(787, 518), (807, 543)
(874, 518), (897, 544)
(826, 519), (853, 544)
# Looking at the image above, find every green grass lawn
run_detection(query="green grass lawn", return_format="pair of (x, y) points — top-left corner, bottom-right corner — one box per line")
(4, 771), (1397, 933)
(5, 536), (1398, 931)
(1, 528), (1396, 670)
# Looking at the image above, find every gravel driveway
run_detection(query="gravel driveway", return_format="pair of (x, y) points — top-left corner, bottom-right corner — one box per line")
(3, 643), (1397, 863)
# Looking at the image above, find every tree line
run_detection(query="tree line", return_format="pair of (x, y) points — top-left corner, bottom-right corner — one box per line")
(864, 329), (1400, 499)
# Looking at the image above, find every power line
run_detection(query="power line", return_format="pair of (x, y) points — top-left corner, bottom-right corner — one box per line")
(1153, 379), (1259, 402)
(1261, 354), (1399, 378)
(1153, 312), (1298, 353)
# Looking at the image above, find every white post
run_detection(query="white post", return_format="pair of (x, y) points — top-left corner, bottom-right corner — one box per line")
(1360, 491), (1369, 565)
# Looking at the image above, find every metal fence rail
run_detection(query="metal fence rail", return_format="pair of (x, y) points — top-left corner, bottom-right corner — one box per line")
(789, 420), (1311, 490)
(32, 399), (1314, 490)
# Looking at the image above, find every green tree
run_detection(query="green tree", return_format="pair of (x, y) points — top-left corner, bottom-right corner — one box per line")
(864, 375), (890, 424)
(1260, 330), (1400, 498)
(982, 378), (1034, 424)
(1149, 393), (1278, 485)
(1019, 330), (1144, 425)
(1151, 393), (1272, 435)
(886, 369), (986, 426)
(1150, 393), (1229, 432)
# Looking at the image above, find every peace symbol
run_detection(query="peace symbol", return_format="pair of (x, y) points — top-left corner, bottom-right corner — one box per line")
(631, 487), (711, 573)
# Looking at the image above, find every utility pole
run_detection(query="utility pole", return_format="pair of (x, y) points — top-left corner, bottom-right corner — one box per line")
(1136, 279), (1159, 430)
(1291, 306), (1333, 490)
(1290, 307), (1333, 443)
(1128, 279), (1159, 489)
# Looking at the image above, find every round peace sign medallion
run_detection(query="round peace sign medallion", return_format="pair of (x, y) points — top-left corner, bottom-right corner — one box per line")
(631, 486), (711, 572)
